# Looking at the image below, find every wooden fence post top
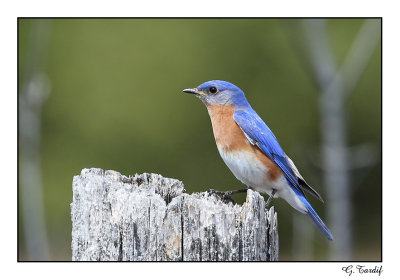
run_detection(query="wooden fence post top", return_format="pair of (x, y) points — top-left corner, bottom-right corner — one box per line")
(71, 168), (279, 261)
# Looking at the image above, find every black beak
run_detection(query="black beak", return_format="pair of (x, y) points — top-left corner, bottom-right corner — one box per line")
(182, 88), (199, 95)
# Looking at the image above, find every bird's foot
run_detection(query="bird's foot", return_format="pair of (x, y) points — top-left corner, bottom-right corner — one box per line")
(206, 188), (247, 204)
(206, 189), (223, 196)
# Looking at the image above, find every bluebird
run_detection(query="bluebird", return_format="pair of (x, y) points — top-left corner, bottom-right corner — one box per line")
(182, 80), (333, 240)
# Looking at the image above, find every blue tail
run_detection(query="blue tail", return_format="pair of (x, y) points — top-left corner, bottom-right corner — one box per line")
(295, 188), (334, 241)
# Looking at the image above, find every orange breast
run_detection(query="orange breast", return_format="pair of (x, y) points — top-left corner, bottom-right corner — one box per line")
(206, 104), (282, 181)
(207, 105), (247, 151)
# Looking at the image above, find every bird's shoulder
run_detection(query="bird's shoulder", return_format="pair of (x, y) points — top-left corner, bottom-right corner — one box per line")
(233, 109), (285, 157)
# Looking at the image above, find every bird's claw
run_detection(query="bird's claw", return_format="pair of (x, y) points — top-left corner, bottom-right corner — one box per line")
(206, 189), (217, 195)
(206, 189), (236, 204)
(221, 192), (235, 204)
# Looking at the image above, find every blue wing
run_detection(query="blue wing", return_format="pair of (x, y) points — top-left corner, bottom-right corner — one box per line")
(233, 109), (333, 240)
(233, 109), (299, 189)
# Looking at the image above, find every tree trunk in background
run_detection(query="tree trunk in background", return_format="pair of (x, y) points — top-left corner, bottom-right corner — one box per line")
(19, 19), (51, 261)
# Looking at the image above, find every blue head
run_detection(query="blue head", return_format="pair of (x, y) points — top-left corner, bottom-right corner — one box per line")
(183, 80), (250, 108)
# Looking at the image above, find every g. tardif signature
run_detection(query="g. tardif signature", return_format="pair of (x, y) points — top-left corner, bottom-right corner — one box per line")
(342, 265), (383, 276)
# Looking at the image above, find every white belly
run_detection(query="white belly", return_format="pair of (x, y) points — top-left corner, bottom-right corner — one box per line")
(217, 146), (307, 213)
(218, 148), (268, 188)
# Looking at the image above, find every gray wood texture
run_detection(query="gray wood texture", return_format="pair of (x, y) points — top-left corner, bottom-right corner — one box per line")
(71, 168), (279, 261)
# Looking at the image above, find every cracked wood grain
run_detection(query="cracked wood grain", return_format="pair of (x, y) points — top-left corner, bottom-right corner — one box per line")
(71, 168), (278, 261)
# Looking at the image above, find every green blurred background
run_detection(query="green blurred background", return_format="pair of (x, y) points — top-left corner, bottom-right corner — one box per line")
(18, 18), (381, 261)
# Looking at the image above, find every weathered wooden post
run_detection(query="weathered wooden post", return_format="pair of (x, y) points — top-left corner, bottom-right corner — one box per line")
(71, 168), (279, 261)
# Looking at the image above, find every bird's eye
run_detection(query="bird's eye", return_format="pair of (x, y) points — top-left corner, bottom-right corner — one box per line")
(209, 87), (218, 94)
